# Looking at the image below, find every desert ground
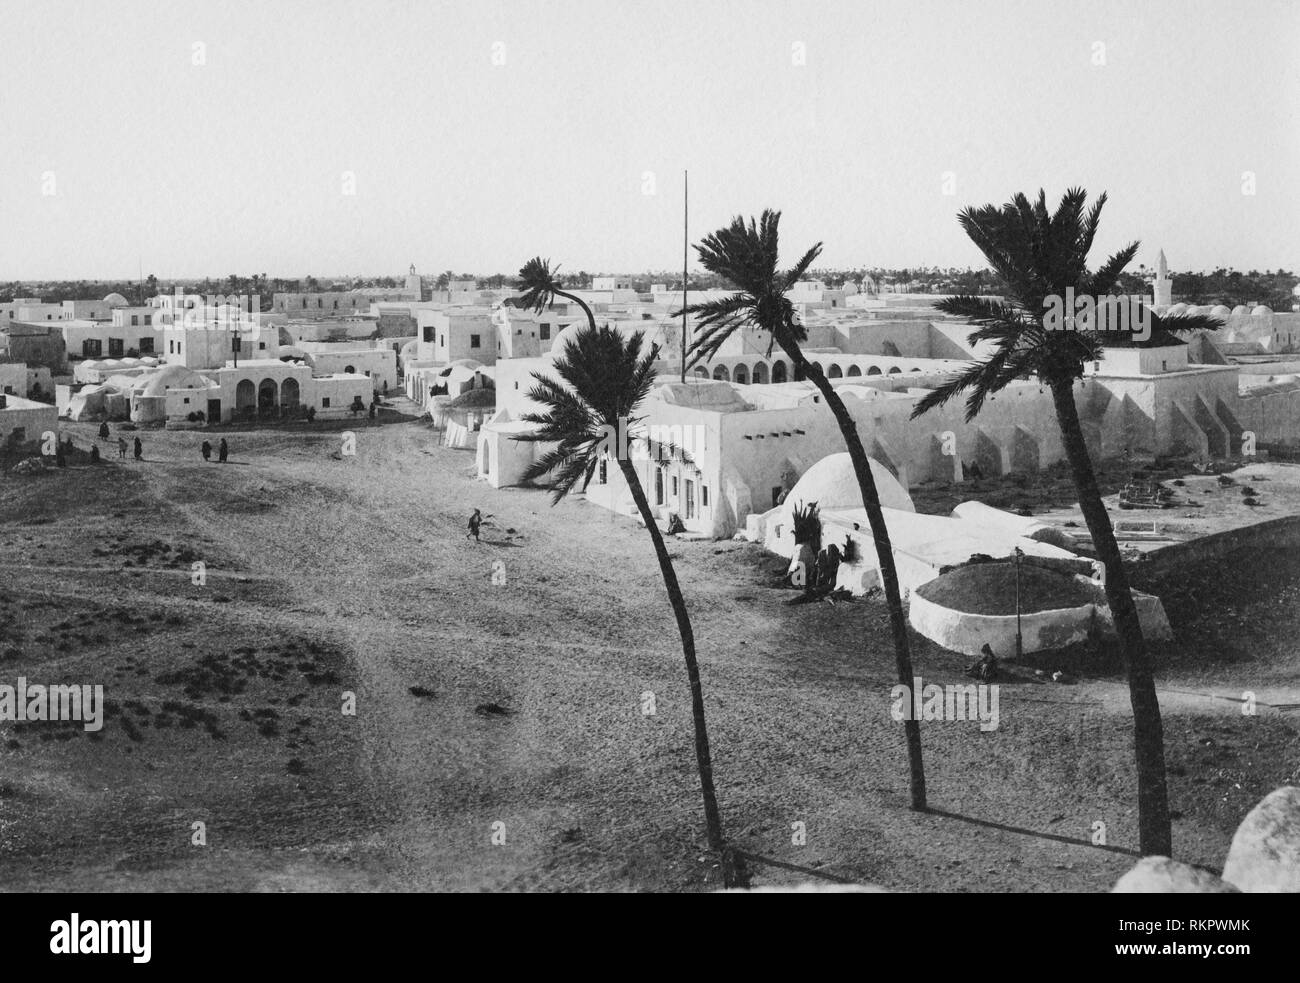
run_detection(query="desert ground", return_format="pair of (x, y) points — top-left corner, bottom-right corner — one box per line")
(1, 414), (1298, 892)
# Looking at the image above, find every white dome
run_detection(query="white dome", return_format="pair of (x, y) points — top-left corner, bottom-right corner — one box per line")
(1231, 305), (1249, 315)
(1252, 305), (1272, 315)
(548, 322), (585, 357)
(781, 453), (915, 522)
(1211, 305), (1232, 318)
(102, 292), (130, 307)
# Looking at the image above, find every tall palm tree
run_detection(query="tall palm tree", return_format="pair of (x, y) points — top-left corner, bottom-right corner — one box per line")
(512, 258), (740, 884)
(912, 187), (1222, 856)
(677, 213), (927, 812)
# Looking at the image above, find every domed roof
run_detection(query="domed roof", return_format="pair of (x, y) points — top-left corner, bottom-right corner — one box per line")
(548, 322), (585, 356)
(1232, 305), (1250, 315)
(138, 363), (211, 397)
(1210, 305), (1232, 317)
(781, 452), (915, 518)
(1252, 305), (1272, 315)
(103, 292), (130, 307)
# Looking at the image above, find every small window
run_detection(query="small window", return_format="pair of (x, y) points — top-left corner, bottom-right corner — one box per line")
(131, 315), (139, 326)
(655, 468), (664, 505)
(440, 335), (446, 348)
(671, 476), (679, 497)
(423, 326), (434, 342)
(470, 334), (481, 348)
(598, 458), (607, 484)
(322, 397), (331, 408)
(144, 314), (152, 326)
(540, 324), (551, 340)
(259, 342), (266, 350)
(702, 486), (709, 507)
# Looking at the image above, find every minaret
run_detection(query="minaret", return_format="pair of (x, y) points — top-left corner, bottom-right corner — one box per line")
(404, 264), (423, 301)
(1152, 249), (1172, 307)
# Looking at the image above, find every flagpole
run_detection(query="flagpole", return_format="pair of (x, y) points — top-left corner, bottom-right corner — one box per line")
(681, 169), (688, 385)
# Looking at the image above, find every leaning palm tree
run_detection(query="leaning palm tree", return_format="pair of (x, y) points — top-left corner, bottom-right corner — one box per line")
(911, 187), (1222, 856)
(512, 258), (740, 884)
(677, 212), (927, 812)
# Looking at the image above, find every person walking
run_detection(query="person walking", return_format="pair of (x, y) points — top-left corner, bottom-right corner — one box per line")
(133, 437), (143, 461)
(117, 437), (127, 459)
(201, 440), (212, 462)
(467, 508), (483, 543)
(218, 438), (228, 463)
(98, 422), (110, 442)
(89, 444), (100, 464)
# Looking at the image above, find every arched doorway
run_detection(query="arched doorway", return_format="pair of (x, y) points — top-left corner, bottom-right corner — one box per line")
(712, 365), (730, 382)
(867, 365), (882, 376)
(752, 362), (768, 384)
(280, 377), (301, 412)
(772, 361), (787, 383)
(258, 378), (278, 413)
(888, 366), (902, 375)
(693, 366), (709, 379)
(733, 364), (748, 384)
(235, 379), (256, 413)
(828, 364), (843, 378)
(847, 365), (862, 377)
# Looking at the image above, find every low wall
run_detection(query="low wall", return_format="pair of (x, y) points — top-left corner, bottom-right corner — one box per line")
(909, 592), (1094, 657)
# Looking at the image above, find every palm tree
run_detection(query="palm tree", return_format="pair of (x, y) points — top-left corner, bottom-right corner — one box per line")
(512, 258), (740, 884)
(911, 187), (1223, 856)
(677, 212), (927, 812)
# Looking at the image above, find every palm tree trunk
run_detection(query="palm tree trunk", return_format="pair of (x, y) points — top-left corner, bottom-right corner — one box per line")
(615, 456), (736, 877)
(777, 341), (927, 811)
(1049, 378), (1172, 856)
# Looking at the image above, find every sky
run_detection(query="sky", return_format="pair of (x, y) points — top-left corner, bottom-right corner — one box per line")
(1, 0), (1296, 280)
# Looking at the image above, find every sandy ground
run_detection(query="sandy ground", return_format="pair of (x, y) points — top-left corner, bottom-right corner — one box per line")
(1, 417), (1298, 892)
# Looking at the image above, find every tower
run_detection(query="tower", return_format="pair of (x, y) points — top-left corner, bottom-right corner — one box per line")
(404, 264), (423, 301)
(1152, 249), (1172, 308)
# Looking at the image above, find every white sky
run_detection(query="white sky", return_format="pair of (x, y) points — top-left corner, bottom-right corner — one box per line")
(1, 0), (1296, 280)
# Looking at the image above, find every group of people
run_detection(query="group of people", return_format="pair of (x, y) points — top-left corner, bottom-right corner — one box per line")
(791, 536), (850, 597)
(94, 421), (228, 464)
(200, 439), (229, 463)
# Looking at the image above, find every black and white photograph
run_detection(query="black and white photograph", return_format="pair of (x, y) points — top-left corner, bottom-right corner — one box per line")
(0, 0), (1296, 937)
